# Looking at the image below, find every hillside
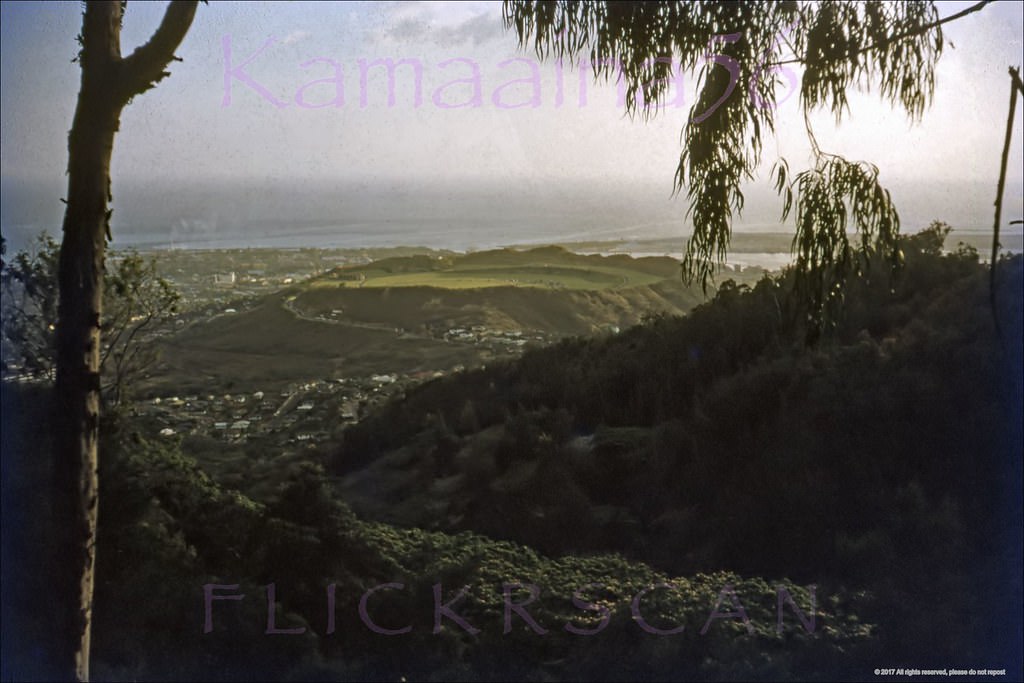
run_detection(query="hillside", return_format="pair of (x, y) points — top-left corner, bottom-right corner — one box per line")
(4, 229), (1020, 681)
(2, 383), (872, 683)
(328, 228), (1023, 671)
(150, 247), (764, 394)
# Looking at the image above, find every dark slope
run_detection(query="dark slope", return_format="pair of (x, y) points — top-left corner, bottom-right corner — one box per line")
(330, 231), (1023, 671)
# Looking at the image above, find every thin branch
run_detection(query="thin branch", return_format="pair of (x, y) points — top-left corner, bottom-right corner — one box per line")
(118, 1), (199, 101)
(119, 312), (155, 370)
(773, 0), (993, 68)
(1012, 67), (1024, 96)
(990, 65), (1021, 336)
(803, 107), (821, 157)
(99, 295), (134, 369)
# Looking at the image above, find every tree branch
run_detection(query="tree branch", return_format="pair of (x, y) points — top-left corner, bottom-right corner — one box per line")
(80, 1), (123, 69)
(118, 1), (199, 101)
(1012, 66), (1024, 96)
(773, 0), (993, 68)
(99, 301), (130, 371)
(990, 65), (1021, 336)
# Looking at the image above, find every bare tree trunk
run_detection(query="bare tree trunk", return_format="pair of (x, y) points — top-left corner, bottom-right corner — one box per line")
(52, 3), (197, 680)
(53, 8), (122, 679)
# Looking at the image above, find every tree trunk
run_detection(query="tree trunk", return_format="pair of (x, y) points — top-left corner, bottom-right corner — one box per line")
(51, 3), (197, 680)
(53, 6), (122, 679)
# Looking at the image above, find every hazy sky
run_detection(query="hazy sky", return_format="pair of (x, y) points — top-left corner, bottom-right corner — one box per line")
(1, 0), (1022, 245)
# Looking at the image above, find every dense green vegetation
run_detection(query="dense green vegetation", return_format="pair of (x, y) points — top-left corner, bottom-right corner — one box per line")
(2, 225), (1020, 680)
(3, 384), (870, 682)
(332, 225), (1023, 674)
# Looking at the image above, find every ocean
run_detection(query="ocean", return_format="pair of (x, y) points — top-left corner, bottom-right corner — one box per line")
(2, 176), (1020, 262)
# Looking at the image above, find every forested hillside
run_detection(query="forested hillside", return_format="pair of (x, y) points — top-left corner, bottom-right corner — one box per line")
(3, 225), (1020, 681)
(331, 225), (1023, 672)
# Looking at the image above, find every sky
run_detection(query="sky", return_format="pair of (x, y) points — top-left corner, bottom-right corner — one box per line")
(1, 0), (1022, 248)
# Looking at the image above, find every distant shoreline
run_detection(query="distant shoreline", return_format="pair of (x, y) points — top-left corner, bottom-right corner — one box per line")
(4, 224), (1020, 269)
(116, 230), (1022, 262)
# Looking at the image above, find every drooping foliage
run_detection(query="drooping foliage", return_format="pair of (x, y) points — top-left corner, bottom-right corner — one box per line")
(503, 1), (983, 325)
